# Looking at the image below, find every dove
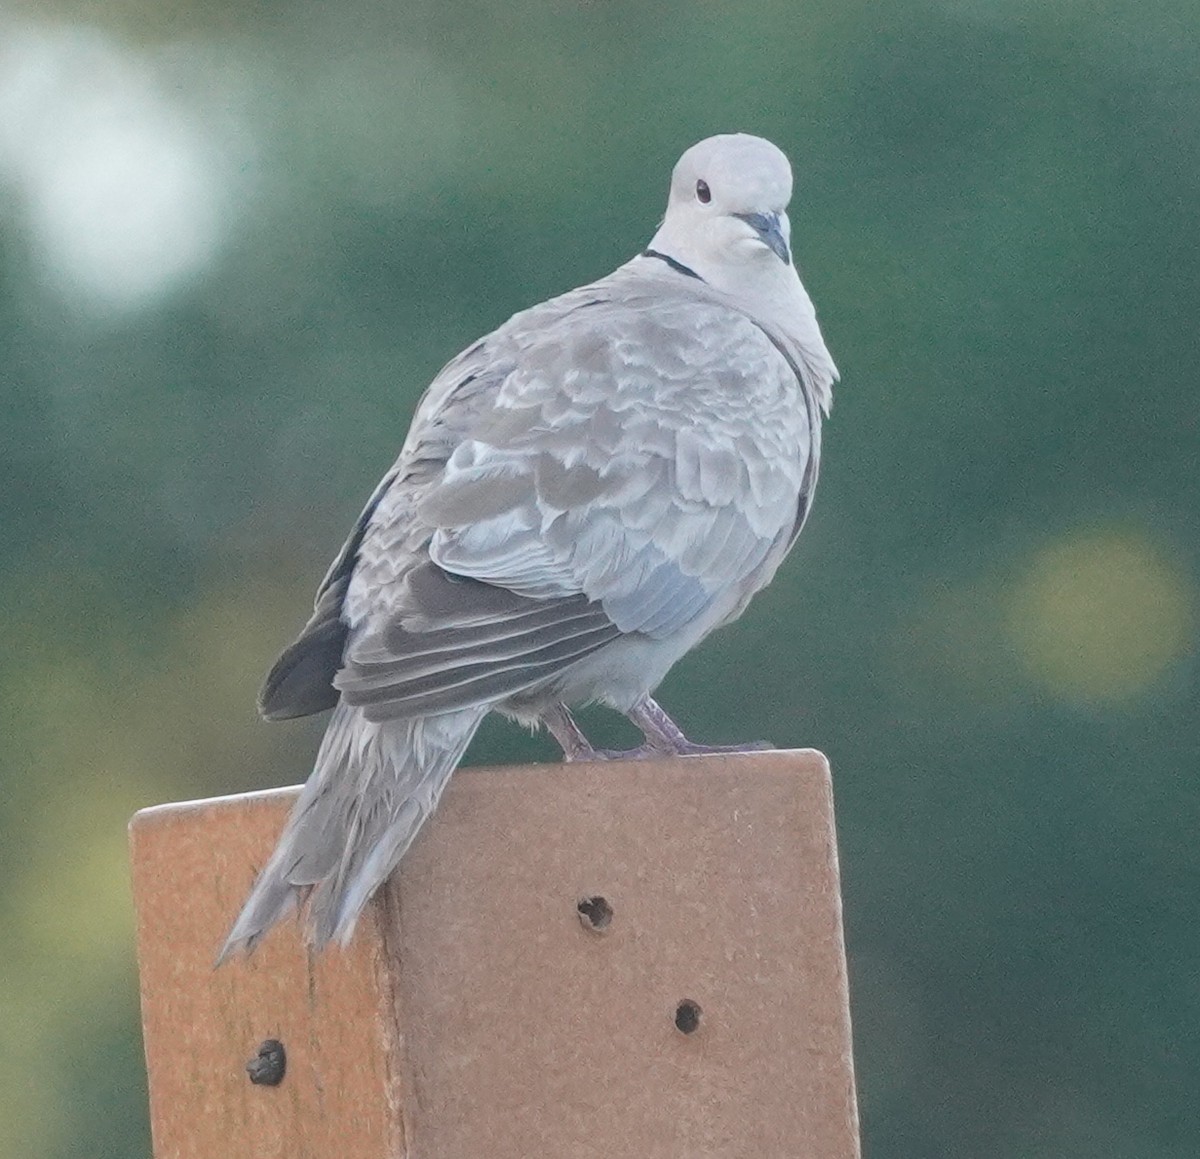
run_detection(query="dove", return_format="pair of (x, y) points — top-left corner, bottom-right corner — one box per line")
(219, 133), (838, 959)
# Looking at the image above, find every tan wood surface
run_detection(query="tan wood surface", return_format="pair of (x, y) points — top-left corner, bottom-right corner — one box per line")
(130, 749), (860, 1158)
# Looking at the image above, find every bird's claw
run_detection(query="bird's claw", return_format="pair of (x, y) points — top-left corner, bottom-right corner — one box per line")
(565, 739), (775, 762)
(670, 739), (776, 755)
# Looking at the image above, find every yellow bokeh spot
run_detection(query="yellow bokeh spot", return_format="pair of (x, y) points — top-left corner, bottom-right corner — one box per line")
(1007, 528), (1195, 704)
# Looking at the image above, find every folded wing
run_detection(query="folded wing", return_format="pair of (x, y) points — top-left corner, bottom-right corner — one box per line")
(264, 283), (815, 724)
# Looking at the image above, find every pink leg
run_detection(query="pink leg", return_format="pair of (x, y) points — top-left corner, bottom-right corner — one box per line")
(541, 702), (603, 762)
(541, 698), (773, 763)
(626, 696), (774, 756)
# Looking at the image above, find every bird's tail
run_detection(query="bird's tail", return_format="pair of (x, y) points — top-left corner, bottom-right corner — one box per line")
(218, 700), (485, 961)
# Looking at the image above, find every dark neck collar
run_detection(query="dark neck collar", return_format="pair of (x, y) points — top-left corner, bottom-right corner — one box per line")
(641, 248), (704, 281)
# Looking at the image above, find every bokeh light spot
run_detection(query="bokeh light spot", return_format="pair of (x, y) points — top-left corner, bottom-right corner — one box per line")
(1007, 528), (1194, 705)
(0, 24), (247, 314)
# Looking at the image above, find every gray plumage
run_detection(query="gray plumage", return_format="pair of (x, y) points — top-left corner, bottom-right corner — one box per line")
(220, 133), (838, 959)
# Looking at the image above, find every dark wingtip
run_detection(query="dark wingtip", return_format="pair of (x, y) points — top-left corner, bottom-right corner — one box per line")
(257, 624), (345, 721)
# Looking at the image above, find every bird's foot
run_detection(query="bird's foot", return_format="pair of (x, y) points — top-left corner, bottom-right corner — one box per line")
(570, 740), (776, 761)
(625, 696), (773, 757)
(665, 739), (775, 755)
(584, 743), (658, 761)
(569, 738), (775, 761)
(541, 699), (774, 764)
(541, 702), (610, 762)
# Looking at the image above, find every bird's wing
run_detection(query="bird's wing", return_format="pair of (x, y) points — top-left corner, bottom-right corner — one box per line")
(331, 282), (814, 720)
(258, 469), (399, 720)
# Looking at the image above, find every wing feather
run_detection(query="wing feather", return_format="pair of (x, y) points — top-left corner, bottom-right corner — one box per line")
(419, 294), (813, 640)
(262, 270), (819, 722)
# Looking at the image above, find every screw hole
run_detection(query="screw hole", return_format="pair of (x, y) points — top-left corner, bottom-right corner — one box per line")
(246, 1038), (286, 1086)
(577, 895), (613, 932)
(674, 999), (702, 1035)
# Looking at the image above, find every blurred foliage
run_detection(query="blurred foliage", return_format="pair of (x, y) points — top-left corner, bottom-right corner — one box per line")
(1, 0), (1198, 1155)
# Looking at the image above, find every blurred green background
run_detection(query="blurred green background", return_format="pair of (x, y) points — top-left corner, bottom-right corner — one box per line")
(1, 0), (1197, 1154)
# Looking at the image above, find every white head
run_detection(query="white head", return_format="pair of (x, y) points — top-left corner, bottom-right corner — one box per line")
(648, 134), (795, 283)
(645, 133), (837, 411)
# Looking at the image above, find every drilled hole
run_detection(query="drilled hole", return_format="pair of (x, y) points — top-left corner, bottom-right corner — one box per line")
(674, 999), (702, 1034)
(577, 895), (613, 932)
(246, 1038), (287, 1086)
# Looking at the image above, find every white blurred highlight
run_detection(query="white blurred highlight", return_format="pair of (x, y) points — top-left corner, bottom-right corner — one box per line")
(0, 25), (247, 313)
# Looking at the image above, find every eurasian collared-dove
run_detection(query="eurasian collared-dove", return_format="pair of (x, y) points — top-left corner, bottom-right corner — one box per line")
(220, 133), (838, 959)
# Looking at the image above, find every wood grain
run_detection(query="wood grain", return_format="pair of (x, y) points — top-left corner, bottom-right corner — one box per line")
(130, 750), (859, 1158)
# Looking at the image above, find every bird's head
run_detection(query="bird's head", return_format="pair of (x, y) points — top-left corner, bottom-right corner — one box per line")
(649, 134), (795, 282)
(643, 133), (837, 414)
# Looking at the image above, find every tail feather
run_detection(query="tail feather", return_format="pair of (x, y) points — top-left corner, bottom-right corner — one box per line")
(218, 700), (484, 962)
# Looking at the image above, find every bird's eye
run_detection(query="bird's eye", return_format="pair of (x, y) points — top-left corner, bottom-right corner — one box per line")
(695, 179), (712, 204)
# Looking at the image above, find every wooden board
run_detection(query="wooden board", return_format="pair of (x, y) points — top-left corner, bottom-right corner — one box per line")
(130, 750), (860, 1158)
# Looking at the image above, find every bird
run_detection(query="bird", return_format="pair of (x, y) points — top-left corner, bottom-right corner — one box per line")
(219, 133), (838, 960)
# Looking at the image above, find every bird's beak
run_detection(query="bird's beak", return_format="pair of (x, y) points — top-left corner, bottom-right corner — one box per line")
(733, 211), (790, 264)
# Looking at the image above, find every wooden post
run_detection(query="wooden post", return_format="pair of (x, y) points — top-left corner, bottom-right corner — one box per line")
(129, 750), (860, 1158)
